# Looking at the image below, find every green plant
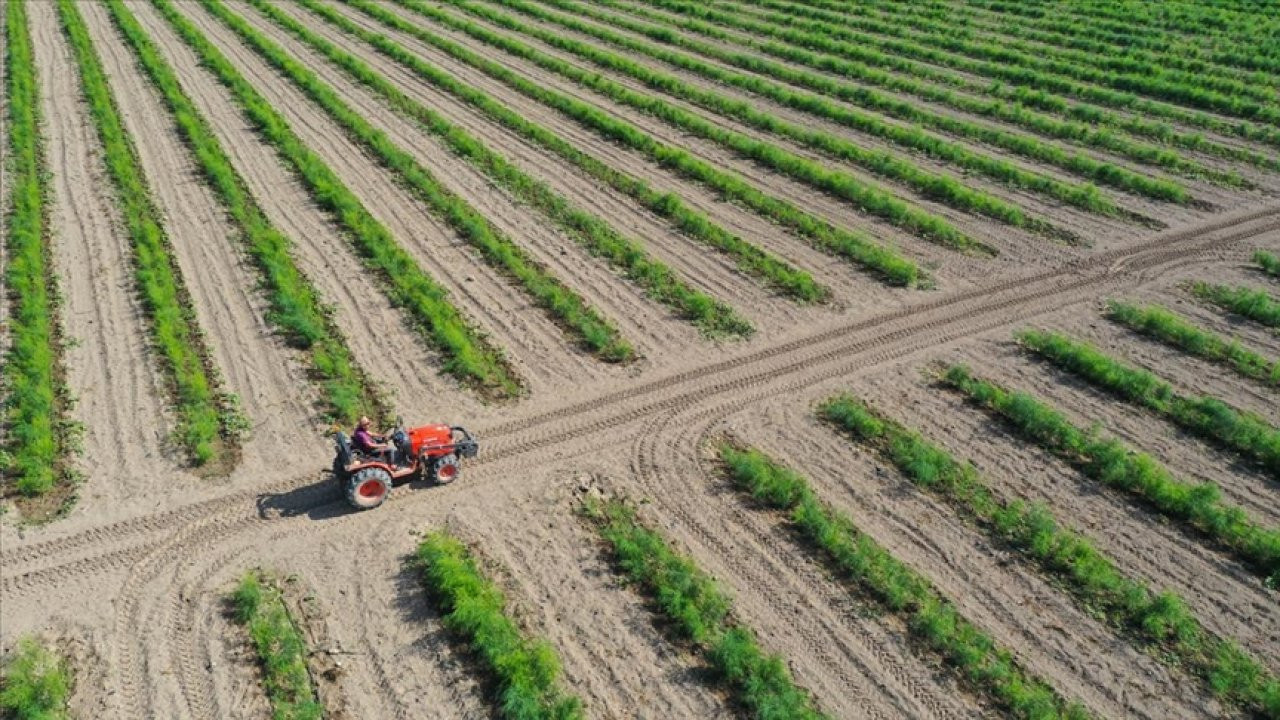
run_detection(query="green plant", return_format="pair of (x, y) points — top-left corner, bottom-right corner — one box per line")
(101, 0), (382, 425)
(583, 498), (827, 719)
(1106, 301), (1279, 386)
(1193, 282), (1280, 328)
(1017, 329), (1280, 476)
(818, 393), (1280, 716)
(230, 572), (323, 720)
(1255, 251), (1280, 278)
(415, 532), (583, 719)
(0, 637), (71, 720)
(56, 0), (239, 465)
(244, 0), (750, 338)
(340, 0), (924, 286)
(940, 365), (1280, 585)
(148, 0), (520, 397)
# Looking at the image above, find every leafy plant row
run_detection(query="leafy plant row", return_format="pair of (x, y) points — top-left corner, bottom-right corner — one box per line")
(244, 0), (750, 337)
(940, 365), (1280, 585)
(584, 498), (828, 720)
(716, 442), (1091, 720)
(0, 636), (72, 719)
(632, 0), (1277, 170)
(1037, 1), (1279, 44)
(202, 0), (633, 363)
(57, 0), (239, 465)
(2, 0), (75, 499)
(818, 394), (1280, 716)
(710, 0), (1280, 148)
(481, 0), (1137, 219)
(842, 0), (1278, 112)
(757, 0), (1280, 126)
(1018, 329), (1280, 477)
(414, 0), (998, 251)
(415, 531), (584, 720)
(1193, 282), (1280, 329)
(102, 0), (383, 426)
(531, 0), (1198, 201)
(1256, 251), (1280, 279)
(340, 0), (923, 287)
(230, 571), (323, 720)
(295, 0), (825, 303)
(149, 0), (521, 398)
(1106, 301), (1279, 387)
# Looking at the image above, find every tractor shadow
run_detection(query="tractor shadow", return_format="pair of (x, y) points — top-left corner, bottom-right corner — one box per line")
(255, 471), (351, 521)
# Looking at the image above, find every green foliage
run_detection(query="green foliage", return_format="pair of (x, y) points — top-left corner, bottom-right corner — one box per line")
(245, 0), (749, 338)
(818, 394), (1280, 716)
(56, 0), (237, 465)
(203, 0), (631, 363)
(343, 0), (923, 287)
(148, 0), (520, 397)
(230, 572), (323, 720)
(0, 637), (71, 720)
(1017, 329), (1280, 476)
(1193, 282), (1280, 328)
(100, 0), (381, 425)
(1255, 251), (1280, 279)
(2, 0), (74, 497)
(717, 443), (1091, 719)
(941, 365), (1280, 587)
(584, 498), (827, 719)
(1106, 300), (1279, 386)
(415, 532), (583, 720)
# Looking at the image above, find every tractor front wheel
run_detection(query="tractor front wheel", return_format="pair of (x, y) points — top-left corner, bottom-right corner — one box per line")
(347, 467), (391, 510)
(429, 454), (460, 485)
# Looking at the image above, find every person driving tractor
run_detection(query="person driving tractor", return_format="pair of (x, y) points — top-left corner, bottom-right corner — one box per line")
(352, 416), (394, 463)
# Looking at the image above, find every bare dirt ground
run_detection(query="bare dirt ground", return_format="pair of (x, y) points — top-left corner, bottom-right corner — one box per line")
(2, 0), (1279, 717)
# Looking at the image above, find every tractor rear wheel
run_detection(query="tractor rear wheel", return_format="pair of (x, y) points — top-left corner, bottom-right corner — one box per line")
(347, 467), (391, 510)
(429, 454), (460, 485)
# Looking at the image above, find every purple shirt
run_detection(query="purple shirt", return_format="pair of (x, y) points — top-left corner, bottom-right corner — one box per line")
(352, 427), (379, 453)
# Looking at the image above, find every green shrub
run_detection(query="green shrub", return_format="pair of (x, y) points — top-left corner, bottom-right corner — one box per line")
(584, 498), (827, 719)
(415, 532), (583, 720)
(1106, 301), (1279, 386)
(1193, 282), (1280, 328)
(1255, 251), (1280, 279)
(717, 443), (1090, 719)
(0, 637), (71, 720)
(230, 572), (322, 720)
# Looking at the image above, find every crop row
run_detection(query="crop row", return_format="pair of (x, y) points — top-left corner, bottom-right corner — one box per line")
(1193, 282), (1280, 329)
(709, 0), (1280, 148)
(1043, 1), (1279, 43)
(819, 394), (1280, 716)
(58, 0), (241, 465)
(584, 497), (828, 720)
(201, 0), (634, 363)
(415, 531), (584, 719)
(340, 0), (923, 287)
(481, 0), (1151, 215)
(544, 0), (1201, 199)
(149, 0), (521, 398)
(408, 1), (1002, 251)
(717, 442), (1091, 719)
(102, 0), (384, 426)
(759, 0), (1280, 126)
(1106, 301), (1279, 387)
(1017, 329), (1280, 476)
(941, 365), (1280, 584)
(2, 0), (75, 499)
(294, 0), (825, 304)
(841, 0), (1278, 112)
(631, 0), (1276, 170)
(1257, 251), (1280, 279)
(231, 572), (323, 720)
(0, 636), (71, 719)
(243, 0), (751, 337)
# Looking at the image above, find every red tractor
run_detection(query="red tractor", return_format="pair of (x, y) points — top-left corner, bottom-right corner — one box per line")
(332, 420), (478, 510)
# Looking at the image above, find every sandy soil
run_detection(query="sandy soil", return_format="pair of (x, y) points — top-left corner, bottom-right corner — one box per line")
(2, 1), (1279, 717)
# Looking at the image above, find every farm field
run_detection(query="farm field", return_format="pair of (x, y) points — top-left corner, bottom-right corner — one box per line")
(1, 0), (1278, 718)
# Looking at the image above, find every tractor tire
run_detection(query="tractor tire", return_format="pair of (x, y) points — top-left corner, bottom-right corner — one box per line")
(346, 467), (391, 510)
(429, 453), (460, 485)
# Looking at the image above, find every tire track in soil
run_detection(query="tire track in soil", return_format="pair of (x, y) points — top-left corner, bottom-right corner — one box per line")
(4, 204), (1275, 589)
